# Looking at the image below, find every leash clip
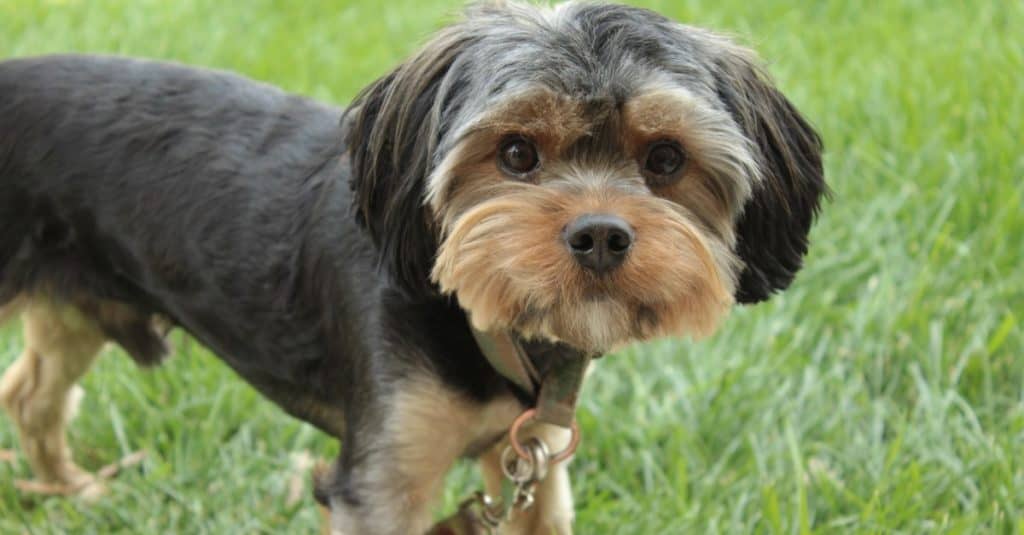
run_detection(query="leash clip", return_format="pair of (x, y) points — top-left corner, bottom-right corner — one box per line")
(430, 432), (568, 535)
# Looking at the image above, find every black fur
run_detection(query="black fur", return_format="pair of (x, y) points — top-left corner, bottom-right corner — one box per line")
(0, 53), (510, 439)
(714, 56), (827, 304)
(345, 29), (476, 299)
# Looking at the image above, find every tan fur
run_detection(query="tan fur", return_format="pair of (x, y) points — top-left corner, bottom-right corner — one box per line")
(479, 423), (575, 535)
(622, 86), (759, 222)
(330, 376), (523, 535)
(320, 503), (338, 535)
(91, 300), (171, 338)
(0, 297), (23, 324)
(428, 88), (593, 212)
(432, 172), (735, 352)
(470, 89), (592, 156)
(0, 297), (107, 498)
(426, 85), (759, 353)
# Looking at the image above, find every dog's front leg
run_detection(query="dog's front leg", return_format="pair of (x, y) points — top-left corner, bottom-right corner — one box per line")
(326, 377), (521, 535)
(328, 445), (447, 535)
(327, 407), (453, 534)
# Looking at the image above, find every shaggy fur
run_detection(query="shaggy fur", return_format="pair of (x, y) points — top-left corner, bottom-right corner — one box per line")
(0, 2), (825, 533)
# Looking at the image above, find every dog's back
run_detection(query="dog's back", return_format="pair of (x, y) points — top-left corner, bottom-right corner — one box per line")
(1, 55), (342, 302)
(0, 55), (368, 373)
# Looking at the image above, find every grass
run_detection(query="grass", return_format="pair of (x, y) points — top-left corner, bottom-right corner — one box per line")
(1, 0), (1022, 532)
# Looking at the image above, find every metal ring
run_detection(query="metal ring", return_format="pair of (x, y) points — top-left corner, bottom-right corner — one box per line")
(508, 408), (581, 465)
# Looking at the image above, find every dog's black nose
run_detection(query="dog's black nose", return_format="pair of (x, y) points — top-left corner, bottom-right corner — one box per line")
(563, 214), (634, 274)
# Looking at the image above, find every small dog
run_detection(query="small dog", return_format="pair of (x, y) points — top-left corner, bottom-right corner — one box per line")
(0, 2), (825, 533)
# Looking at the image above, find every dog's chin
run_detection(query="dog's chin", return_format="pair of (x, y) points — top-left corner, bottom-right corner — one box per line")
(466, 285), (727, 355)
(509, 294), (648, 354)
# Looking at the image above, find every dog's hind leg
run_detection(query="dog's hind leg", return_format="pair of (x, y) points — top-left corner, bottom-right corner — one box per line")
(0, 298), (107, 498)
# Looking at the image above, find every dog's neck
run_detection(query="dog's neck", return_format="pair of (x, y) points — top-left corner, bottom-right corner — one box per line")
(470, 328), (596, 428)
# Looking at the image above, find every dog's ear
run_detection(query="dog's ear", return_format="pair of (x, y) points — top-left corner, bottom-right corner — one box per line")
(713, 50), (827, 304)
(345, 29), (473, 298)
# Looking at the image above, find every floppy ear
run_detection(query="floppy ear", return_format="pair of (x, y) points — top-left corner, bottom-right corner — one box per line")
(345, 29), (473, 298)
(713, 51), (827, 304)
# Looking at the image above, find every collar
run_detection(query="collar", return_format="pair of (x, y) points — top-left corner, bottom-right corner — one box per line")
(470, 328), (596, 428)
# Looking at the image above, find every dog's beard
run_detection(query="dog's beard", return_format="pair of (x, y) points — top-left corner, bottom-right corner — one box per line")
(431, 183), (736, 353)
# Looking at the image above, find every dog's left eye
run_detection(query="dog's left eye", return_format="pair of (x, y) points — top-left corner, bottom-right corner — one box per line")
(643, 141), (686, 186)
(498, 137), (540, 176)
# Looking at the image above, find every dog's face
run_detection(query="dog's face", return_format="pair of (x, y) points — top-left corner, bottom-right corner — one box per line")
(348, 2), (825, 353)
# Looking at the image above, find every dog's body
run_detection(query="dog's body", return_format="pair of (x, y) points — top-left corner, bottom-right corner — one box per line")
(0, 53), (508, 440)
(0, 55), (522, 532)
(1, 3), (825, 534)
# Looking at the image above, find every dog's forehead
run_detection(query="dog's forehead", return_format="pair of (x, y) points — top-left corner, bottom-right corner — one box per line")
(427, 2), (761, 211)
(457, 1), (724, 104)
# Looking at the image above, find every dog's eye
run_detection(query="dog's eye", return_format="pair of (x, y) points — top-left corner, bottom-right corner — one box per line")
(499, 137), (540, 176)
(643, 141), (686, 185)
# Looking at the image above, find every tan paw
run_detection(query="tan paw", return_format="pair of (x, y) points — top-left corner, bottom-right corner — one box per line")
(13, 472), (107, 501)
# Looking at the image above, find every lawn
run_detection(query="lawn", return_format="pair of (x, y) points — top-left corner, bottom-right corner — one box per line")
(1, 0), (1022, 533)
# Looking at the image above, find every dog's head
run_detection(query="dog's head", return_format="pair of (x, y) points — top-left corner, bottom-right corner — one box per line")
(347, 1), (825, 353)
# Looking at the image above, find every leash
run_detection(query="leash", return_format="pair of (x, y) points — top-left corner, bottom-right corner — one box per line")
(428, 329), (595, 534)
(471, 329), (591, 428)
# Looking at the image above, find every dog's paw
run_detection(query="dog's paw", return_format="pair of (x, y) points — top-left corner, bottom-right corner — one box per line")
(72, 474), (109, 502)
(13, 470), (108, 501)
(502, 510), (573, 535)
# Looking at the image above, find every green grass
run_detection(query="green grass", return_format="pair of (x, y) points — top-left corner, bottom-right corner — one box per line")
(1, 0), (1022, 532)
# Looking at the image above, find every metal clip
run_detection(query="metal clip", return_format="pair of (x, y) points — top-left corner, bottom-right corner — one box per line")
(499, 437), (549, 520)
(429, 413), (582, 534)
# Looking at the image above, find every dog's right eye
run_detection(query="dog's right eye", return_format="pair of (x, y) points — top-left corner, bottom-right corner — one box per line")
(498, 137), (540, 176)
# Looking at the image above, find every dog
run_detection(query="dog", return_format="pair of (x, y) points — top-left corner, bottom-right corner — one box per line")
(0, 1), (825, 533)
